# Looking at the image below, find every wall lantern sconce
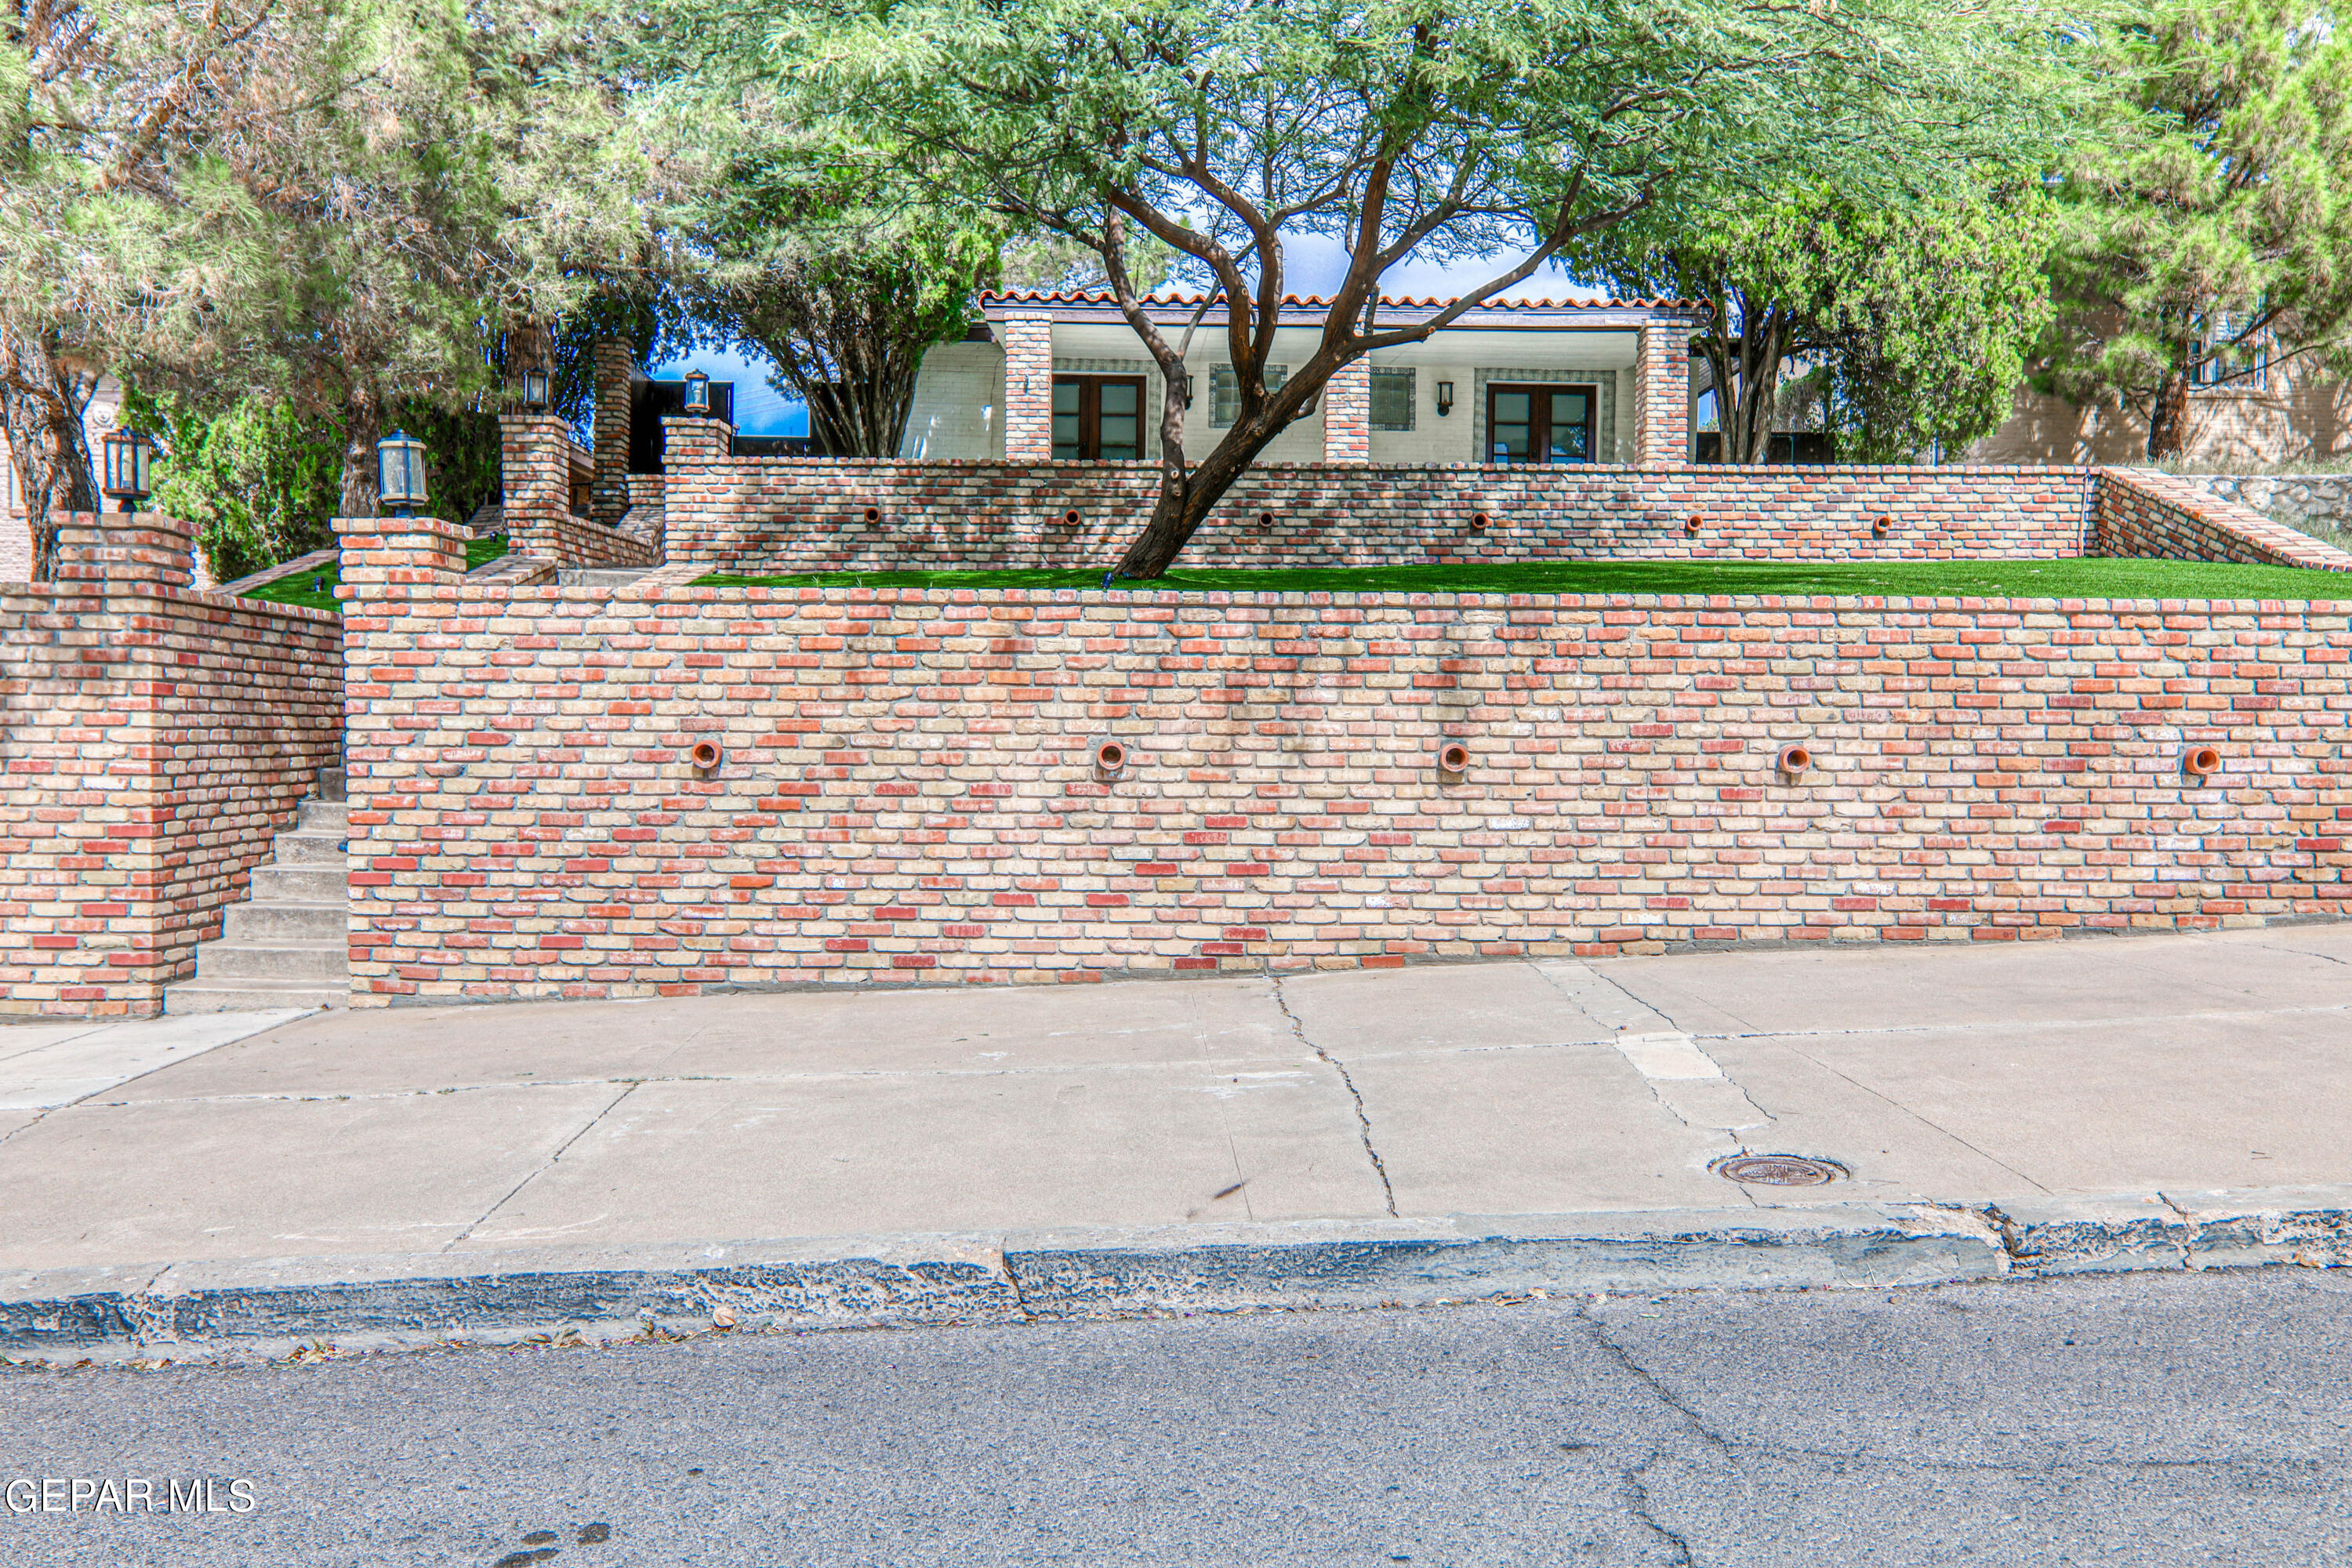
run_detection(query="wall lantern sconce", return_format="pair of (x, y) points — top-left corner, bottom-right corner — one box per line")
(683, 368), (712, 416)
(1435, 381), (1455, 417)
(514, 365), (551, 410)
(376, 430), (430, 518)
(1181, 373), (1196, 408)
(100, 428), (153, 513)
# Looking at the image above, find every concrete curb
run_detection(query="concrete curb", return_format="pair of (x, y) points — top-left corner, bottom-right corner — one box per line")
(5, 1188), (2348, 1364)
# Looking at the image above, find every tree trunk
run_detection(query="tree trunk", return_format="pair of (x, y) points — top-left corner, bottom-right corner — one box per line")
(339, 389), (383, 518)
(1111, 425), (1283, 579)
(2145, 368), (2191, 462)
(0, 331), (100, 580)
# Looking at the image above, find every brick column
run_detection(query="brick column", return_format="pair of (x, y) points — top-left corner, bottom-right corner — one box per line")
(52, 511), (196, 591)
(590, 339), (635, 529)
(332, 515), (466, 589)
(1323, 359), (1371, 464)
(1000, 314), (1055, 460)
(1631, 325), (1691, 467)
(499, 411), (571, 560)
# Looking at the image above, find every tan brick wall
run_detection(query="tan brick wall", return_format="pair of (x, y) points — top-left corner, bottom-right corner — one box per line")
(1000, 316), (1055, 460)
(662, 460), (2098, 572)
(1, 514), (343, 1016)
(1322, 359), (1370, 464)
(338, 543), (2352, 1006)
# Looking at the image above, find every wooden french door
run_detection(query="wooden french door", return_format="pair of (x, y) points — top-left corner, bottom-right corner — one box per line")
(1486, 383), (1597, 465)
(1051, 375), (1146, 460)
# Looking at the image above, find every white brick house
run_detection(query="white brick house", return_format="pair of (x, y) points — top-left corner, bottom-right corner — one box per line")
(898, 291), (1702, 469)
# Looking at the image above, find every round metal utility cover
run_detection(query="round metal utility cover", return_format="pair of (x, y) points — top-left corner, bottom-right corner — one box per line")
(1715, 1154), (1845, 1187)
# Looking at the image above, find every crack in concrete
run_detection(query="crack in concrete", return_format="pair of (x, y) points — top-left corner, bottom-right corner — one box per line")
(1773, 1040), (2050, 1196)
(441, 1081), (643, 1252)
(1269, 975), (1396, 1218)
(1620, 1455), (1699, 1566)
(1580, 1303), (1735, 1457)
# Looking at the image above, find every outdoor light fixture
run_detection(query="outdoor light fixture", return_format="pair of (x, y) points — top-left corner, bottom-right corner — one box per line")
(1435, 380), (1455, 416)
(514, 365), (551, 409)
(100, 428), (153, 512)
(1180, 372), (1196, 407)
(682, 368), (712, 416)
(376, 430), (430, 517)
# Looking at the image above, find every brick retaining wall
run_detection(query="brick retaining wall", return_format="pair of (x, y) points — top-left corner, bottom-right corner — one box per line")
(2098, 468), (2352, 568)
(342, 522), (2352, 1005)
(661, 456), (2098, 573)
(2, 514), (343, 1015)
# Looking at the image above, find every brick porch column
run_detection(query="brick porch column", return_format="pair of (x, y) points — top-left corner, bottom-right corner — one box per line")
(332, 514), (466, 588)
(1000, 314), (1055, 460)
(1323, 358), (1371, 464)
(590, 339), (635, 529)
(1631, 325), (1691, 467)
(499, 411), (571, 559)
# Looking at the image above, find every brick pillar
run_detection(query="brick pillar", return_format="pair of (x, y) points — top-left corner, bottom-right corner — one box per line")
(332, 514), (466, 589)
(51, 511), (196, 591)
(659, 416), (731, 467)
(590, 340), (634, 529)
(1323, 359), (1371, 464)
(1631, 325), (1691, 467)
(499, 412), (571, 559)
(1000, 314), (1055, 460)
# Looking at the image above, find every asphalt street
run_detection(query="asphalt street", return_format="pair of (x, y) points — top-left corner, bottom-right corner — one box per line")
(6, 1268), (2352, 1566)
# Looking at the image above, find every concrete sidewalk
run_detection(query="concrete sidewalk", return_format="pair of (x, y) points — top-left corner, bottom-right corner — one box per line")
(5, 927), (2352, 1355)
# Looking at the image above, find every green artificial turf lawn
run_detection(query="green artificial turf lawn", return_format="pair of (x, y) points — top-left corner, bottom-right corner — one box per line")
(239, 532), (509, 613)
(690, 556), (2352, 601)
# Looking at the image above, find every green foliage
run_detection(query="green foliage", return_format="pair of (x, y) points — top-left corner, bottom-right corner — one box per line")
(124, 389), (503, 583)
(1592, 183), (2055, 463)
(126, 392), (344, 585)
(2038, 0), (2352, 458)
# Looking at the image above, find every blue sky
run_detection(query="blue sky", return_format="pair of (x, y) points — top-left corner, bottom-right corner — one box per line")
(650, 241), (1592, 437)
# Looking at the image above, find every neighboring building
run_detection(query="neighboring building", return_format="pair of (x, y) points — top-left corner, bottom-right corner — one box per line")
(898, 291), (1700, 467)
(1969, 352), (2352, 467)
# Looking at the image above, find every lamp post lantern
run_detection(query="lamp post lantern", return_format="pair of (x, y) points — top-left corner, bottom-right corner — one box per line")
(100, 428), (153, 513)
(515, 366), (551, 409)
(682, 368), (711, 416)
(376, 431), (430, 518)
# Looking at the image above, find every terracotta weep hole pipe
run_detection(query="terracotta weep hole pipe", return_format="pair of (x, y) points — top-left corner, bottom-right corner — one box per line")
(1776, 742), (1813, 775)
(1685, 514), (1703, 535)
(862, 506), (881, 526)
(1469, 512), (1490, 532)
(1258, 510), (1276, 530)
(1873, 515), (1892, 537)
(687, 741), (722, 771)
(1094, 739), (1128, 774)
(1063, 509), (1082, 528)
(2184, 746), (2222, 779)
(1438, 742), (1472, 774)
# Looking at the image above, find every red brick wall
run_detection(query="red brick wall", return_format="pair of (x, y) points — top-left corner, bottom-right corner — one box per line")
(2095, 467), (2352, 571)
(1000, 316), (1054, 460)
(1632, 324), (1692, 466)
(341, 553), (2352, 1006)
(662, 461), (2098, 572)
(1, 514), (343, 1016)
(499, 412), (656, 569)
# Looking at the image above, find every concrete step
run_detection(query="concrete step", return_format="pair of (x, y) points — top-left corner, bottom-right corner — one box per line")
(299, 799), (348, 833)
(223, 900), (347, 942)
(272, 829), (347, 868)
(316, 767), (347, 804)
(163, 977), (345, 1014)
(196, 939), (347, 983)
(252, 862), (347, 901)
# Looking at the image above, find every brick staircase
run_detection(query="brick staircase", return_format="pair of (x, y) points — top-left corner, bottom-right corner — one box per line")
(165, 769), (349, 1014)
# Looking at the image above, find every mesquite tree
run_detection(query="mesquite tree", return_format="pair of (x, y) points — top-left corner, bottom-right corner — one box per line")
(687, 0), (2085, 575)
(2038, 0), (2352, 461)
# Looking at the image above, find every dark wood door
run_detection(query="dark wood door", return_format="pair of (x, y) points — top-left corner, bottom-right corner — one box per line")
(1486, 383), (1596, 465)
(1052, 375), (1146, 460)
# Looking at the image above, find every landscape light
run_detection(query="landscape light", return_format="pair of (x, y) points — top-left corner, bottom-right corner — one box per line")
(100, 428), (153, 512)
(376, 430), (430, 517)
